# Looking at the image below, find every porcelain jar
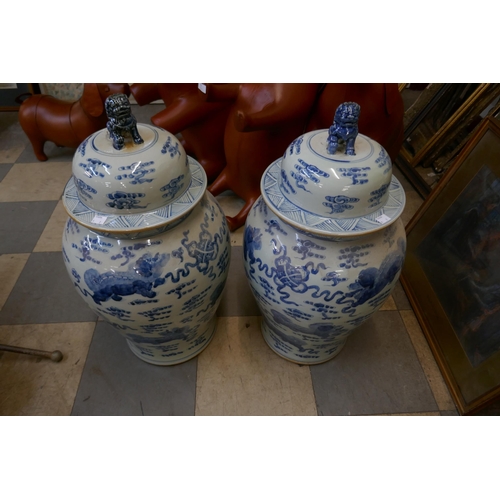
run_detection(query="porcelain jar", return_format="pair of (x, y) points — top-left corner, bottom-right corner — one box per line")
(62, 94), (231, 365)
(243, 102), (406, 364)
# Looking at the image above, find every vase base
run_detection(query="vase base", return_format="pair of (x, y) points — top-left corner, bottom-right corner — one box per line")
(261, 319), (346, 365)
(126, 317), (218, 366)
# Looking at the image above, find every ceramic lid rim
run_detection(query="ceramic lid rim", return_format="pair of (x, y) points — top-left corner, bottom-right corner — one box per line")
(62, 156), (206, 234)
(260, 158), (406, 237)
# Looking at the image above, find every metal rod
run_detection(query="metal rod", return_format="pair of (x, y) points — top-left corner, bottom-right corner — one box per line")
(0, 344), (63, 362)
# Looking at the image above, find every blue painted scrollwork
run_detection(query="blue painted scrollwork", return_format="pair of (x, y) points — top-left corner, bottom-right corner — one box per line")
(106, 191), (148, 210)
(368, 182), (390, 208)
(77, 137), (89, 156)
(163, 209), (229, 284)
(280, 170), (297, 195)
(78, 158), (112, 178)
(160, 174), (185, 201)
(244, 225), (344, 306)
(111, 240), (162, 266)
(338, 244), (373, 269)
(74, 178), (97, 201)
(245, 222), (405, 320)
(375, 147), (391, 174)
(126, 325), (192, 345)
(285, 137), (303, 157)
(161, 136), (181, 158)
(293, 238), (326, 260)
(323, 195), (360, 214)
(115, 161), (155, 185)
(290, 159), (330, 193)
(338, 166), (371, 185)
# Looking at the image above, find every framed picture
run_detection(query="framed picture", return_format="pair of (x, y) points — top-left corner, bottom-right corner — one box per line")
(401, 117), (500, 415)
(423, 87), (500, 174)
(396, 84), (500, 197)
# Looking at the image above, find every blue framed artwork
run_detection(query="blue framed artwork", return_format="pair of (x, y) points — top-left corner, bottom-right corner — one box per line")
(402, 117), (500, 415)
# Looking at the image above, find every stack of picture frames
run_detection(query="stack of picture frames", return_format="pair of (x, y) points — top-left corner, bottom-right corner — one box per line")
(401, 116), (500, 415)
(397, 83), (500, 197)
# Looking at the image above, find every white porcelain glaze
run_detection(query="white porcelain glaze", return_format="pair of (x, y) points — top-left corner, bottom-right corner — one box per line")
(263, 158), (405, 238)
(72, 124), (190, 214)
(244, 199), (406, 364)
(62, 98), (231, 365)
(63, 192), (230, 365)
(63, 157), (205, 239)
(243, 103), (406, 364)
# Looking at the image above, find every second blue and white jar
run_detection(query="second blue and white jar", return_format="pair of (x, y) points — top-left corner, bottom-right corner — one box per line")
(243, 102), (406, 364)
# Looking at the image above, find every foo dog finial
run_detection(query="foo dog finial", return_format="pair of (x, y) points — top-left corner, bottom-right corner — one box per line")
(105, 94), (144, 150)
(327, 102), (360, 156)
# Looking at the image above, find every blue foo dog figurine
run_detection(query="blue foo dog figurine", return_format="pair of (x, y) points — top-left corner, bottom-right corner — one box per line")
(243, 101), (406, 364)
(105, 93), (144, 150)
(327, 102), (361, 156)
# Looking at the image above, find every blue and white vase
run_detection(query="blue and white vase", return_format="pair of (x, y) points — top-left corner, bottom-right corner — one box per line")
(243, 102), (406, 364)
(62, 94), (231, 365)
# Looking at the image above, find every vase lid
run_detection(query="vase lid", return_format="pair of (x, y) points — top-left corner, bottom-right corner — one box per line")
(261, 102), (405, 237)
(62, 93), (206, 235)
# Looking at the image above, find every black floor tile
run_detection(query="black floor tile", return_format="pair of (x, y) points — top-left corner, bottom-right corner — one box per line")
(440, 410), (459, 416)
(0, 252), (97, 324)
(72, 322), (197, 416)
(217, 245), (260, 317)
(0, 163), (13, 182)
(0, 201), (58, 253)
(310, 311), (439, 416)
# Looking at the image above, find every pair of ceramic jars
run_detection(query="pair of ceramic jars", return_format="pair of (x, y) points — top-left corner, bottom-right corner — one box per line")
(62, 96), (406, 366)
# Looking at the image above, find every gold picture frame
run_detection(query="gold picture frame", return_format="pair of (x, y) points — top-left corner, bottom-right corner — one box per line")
(397, 83), (500, 196)
(401, 117), (500, 415)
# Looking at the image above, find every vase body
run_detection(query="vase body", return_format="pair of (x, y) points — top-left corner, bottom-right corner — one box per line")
(243, 102), (407, 364)
(63, 191), (230, 365)
(61, 94), (231, 365)
(244, 197), (406, 364)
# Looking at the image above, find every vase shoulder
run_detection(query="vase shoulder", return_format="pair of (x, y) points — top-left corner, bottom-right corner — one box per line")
(243, 196), (406, 364)
(63, 192), (231, 365)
